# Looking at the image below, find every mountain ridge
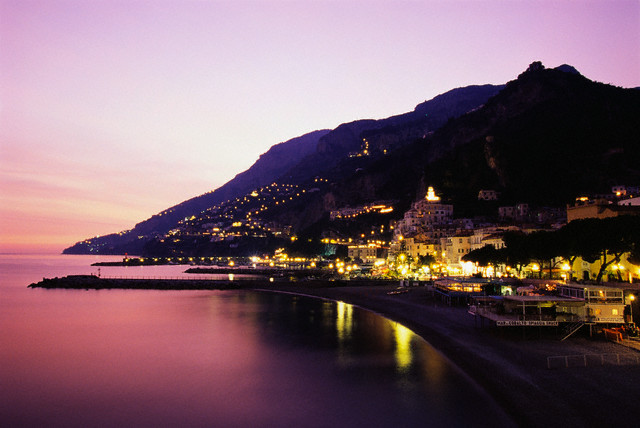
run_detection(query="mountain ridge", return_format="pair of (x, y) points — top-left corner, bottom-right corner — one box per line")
(65, 82), (503, 254)
(64, 62), (640, 255)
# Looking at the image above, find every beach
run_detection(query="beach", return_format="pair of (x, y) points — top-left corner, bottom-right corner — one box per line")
(251, 282), (640, 428)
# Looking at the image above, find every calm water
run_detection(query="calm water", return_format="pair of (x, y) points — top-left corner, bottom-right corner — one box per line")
(1, 254), (514, 427)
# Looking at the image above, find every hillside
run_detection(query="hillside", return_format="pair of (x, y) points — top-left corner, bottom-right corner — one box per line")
(64, 84), (502, 254)
(65, 62), (640, 256)
(313, 63), (640, 223)
(63, 130), (329, 254)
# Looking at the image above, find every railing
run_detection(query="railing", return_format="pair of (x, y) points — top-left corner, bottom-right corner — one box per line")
(560, 321), (584, 341)
(547, 353), (640, 369)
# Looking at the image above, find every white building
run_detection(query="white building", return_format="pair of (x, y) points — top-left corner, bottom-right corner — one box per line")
(441, 234), (473, 267)
(396, 186), (453, 237)
(348, 244), (379, 263)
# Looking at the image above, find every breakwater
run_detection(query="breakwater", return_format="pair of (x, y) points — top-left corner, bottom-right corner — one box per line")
(28, 275), (396, 290)
(28, 275), (244, 290)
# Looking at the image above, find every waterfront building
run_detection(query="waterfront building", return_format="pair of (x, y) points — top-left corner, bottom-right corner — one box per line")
(557, 284), (626, 324)
(469, 283), (631, 336)
(348, 244), (380, 263)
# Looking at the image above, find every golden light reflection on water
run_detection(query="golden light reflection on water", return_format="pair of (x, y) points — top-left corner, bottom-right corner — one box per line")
(336, 301), (353, 342)
(392, 323), (413, 372)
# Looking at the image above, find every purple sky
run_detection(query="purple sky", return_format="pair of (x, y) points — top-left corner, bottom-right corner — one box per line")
(1, 0), (639, 253)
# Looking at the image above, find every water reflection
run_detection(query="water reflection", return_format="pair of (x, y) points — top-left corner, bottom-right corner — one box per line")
(392, 322), (413, 372)
(2, 256), (514, 427)
(336, 300), (353, 343)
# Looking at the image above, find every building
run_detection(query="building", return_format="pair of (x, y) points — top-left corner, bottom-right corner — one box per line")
(478, 189), (498, 201)
(441, 233), (473, 269)
(566, 199), (640, 222)
(479, 232), (506, 250)
(469, 283), (630, 334)
(619, 196), (640, 206)
(612, 185), (639, 198)
(498, 203), (529, 221)
(348, 244), (379, 263)
(388, 236), (438, 261)
(557, 284), (626, 324)
(394, 186), (453, 237)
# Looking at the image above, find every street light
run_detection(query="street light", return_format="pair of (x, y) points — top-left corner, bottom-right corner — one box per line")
(630, 295), (636, 324)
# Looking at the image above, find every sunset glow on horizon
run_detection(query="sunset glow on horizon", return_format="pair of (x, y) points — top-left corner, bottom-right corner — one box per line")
(2, 0), (639, 254)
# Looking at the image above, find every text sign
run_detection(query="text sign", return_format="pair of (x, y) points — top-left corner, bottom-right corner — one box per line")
(496, 320), (558, 327)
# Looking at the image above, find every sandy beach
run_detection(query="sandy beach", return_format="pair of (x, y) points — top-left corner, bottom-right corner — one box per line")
(252, 282), (640, 428)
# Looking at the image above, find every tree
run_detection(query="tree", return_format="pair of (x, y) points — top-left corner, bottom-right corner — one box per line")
(462, 244), (500, 267)
(526, 231), (564, 278)
(555, 218), (597, 278)
(559, 216), (640, 282)
(593, 216), (640, 282)
(501, 231), (531, 276)
(417, 254), (436, 267)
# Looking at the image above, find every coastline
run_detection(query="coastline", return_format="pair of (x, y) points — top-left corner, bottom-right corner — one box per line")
(28, 277), (640, 426)
(248, 282), (640, 428)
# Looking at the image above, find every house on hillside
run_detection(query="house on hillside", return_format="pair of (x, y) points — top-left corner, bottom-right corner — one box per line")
(566, 198), (640, 222)
(478, 189), (499, 201)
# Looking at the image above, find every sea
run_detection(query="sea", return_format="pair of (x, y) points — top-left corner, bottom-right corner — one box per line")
(0, 254), (514, 427)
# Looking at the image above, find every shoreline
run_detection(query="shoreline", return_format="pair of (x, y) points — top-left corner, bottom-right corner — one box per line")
(29, 277), (640, 426)
(248, 283), (640, 428)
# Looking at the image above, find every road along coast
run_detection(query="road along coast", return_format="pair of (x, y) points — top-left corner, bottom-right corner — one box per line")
(29, 276), (640, 427)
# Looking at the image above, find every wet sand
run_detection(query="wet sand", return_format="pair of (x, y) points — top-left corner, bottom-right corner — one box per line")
(254, 282), (640, 428)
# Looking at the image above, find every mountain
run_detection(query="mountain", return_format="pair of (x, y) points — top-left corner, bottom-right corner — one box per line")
(314, 62), (640, 220)
(65, 62), (640, 256)
(282, 84), (504, 183)
(63, 130), (329, 254)
(420, 62), (640, 207)
(64, 83), (502, 254)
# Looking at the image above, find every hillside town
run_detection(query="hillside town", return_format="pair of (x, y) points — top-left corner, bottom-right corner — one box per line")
(141, 182), (639, 283)
(63, 63), (640, 348)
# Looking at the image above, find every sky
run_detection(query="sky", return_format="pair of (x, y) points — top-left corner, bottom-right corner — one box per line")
(1, 0), (639, 253)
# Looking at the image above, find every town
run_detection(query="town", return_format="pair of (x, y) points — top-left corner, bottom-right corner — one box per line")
(88, 180), (640, 346)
